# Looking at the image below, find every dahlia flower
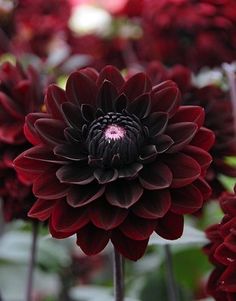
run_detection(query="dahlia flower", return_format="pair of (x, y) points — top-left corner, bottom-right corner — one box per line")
(0, 62), (45, 221)
(204, 187), (236, 300)
(140, 0), (236, 70)
(14, 65), (214, 260)
(145, 61), (236, 197)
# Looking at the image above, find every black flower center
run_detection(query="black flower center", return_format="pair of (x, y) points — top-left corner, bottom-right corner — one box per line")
(87, 112), (145, 167)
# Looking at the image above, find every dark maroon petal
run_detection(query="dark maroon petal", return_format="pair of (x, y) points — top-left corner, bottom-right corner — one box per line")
(111, 229), (149, 261)
(139, 145), (157, 163)
(97, 80), (118, 113)
(35, 118), (66, 147)
(144, 112), (168, 136)
(24, 145), (67, 163)
(67, 183), (105, 207)
(114, 94), (128, 112)
(65, 71), (98, 105)
(132, 189), (171, 219)
(97, 65), (124, 89)
(64, 128), (82, 144)
(28, 198), (55, 221)
(24, 113), (48, 145)
(194, 177), (212, 200)
(215, 244), (236, 265)
(89, 201), (128, 230)
(118, 163), (143, 178)
(51, 199), (89, 233)
(94, 168), (118, 184)
(80, 67), (99, 82)
(61, 102), (84, 129)
(33, 167), (69, 199)
(119, 214), (157, 240)
(155, 211), (184, 240)
(152, 134), (174, 153)
(151, 81), (180, 117)
(49, 219), (76, 239)
(14, 152), (54, 182)
(171, 184), (203, 214)
(183, 145), (212, 171)
(45, 84), (67, 119)
(219, 262), (236, 292)
(139, 161), (173, 190)
(121, 73), (152, 101)
(190, 127), (215, 151)
(56, 164), (94, 184)
(170, 106), (205, 128)
(54, 144), (87, 161)
(76, 223), (110, 255)
(127, 93), (151, 119)
(166, 122), (198, 153)
(165, 153), (201, 188)
(224, 232), (236, 253)
(106, 179), (143, 208)
(81, 104), (95, 122)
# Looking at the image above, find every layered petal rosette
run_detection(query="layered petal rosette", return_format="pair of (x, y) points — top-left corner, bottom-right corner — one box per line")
(14, 66), (214, 260)
(204, 187), (236, 300)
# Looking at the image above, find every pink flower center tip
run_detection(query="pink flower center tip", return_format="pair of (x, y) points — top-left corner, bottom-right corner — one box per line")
(104, 124), (126, 141)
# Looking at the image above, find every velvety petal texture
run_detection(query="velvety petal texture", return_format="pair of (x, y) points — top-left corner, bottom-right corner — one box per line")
(14, 65), (214, 260)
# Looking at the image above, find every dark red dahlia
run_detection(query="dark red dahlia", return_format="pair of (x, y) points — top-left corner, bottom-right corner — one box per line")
(143, 61), (236, 197)
(0, 62), (45, 221)
(139, 0), (236, 70)
(14, 65), (214, 260)
(204, 187), (236, 300)
(12, 0), (71, 58)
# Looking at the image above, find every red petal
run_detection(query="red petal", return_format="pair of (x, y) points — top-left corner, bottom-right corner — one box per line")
(61, 102), (84, 129)
(106, 179), (143, 208)
(80, 67), (99, 82)
(67, 183), (105, 207)
(155, 211), (184, 240)
(183, 145), (212, 171)
(165, 153), (201, 188)
(139, 161), (172, 190)
(97, 65), (124, 89)
(111, 229), (149, 261)
(24, 145), (67, 163)
(28, 198), (55, 221)
(51, 199), (89, 233)
(76, 223), (110, 255)
(171, 184), (203, 214)
(132, 189), (171, 219)
(54, 144), (87, 161)
(24, 113), (47, 145)
(56, 164), (94, 184)
(119, 214), (157, 240)
(33, 167), (69, 199)
(45, 85), (67, 119)
(35, 118), (66, 147)
(219, 262), (236, 292)
(94, 168), (118, 184)
(166, 122), (198, 152)
(121, 73), (152, 101)
(127, 93), (151, 119)
(66, 71), (98, 106)
(190, 127), (215, 151)
(170, 106), (205, 128)
(151, 81), (180, 117)
(89, 200), (128, 230)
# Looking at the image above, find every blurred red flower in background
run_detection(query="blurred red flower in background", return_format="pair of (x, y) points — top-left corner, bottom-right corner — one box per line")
(0, 62), (46, 221)
(204, 187), (236, 300)
(15, 65), (214, 260)
(142, 61), (236, 198)
(139, 0), (236, 70)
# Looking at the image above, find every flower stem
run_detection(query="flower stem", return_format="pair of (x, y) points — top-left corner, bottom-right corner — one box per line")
(113, 248), (124, 301)
(26, 221), (39, 301)
(164, 244), (179, 301)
